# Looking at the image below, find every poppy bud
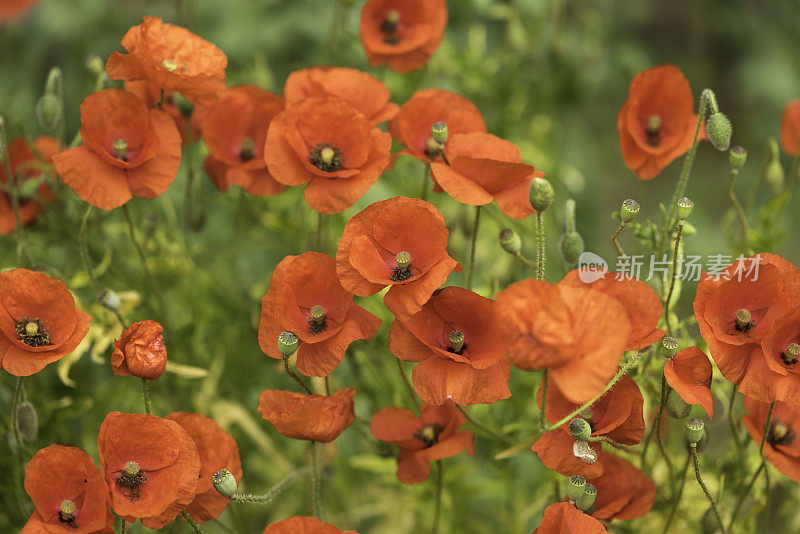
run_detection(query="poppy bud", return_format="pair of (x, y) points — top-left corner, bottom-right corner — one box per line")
(667, 390), (690, 419)
(765, 159), (785, 194)
(277, 331), (299, 357)
(212, 468), (238, 498)
(559, 231), (584, 264)
(706, 112), (732, 152)
(729, 145), (747, 170)
(111, 320), (168, 380)
(575, 483), (597, 511)
(735, 308), (751, 331)
(36, 93), (61, 132)
(59, 499), (76, 521)
(99, 288), (122, 313)
(620, 199), (640, 223)
(661, 336), (679, 359)
(572, 439), (597, 465)
(701, 507), (720, 534)
(431, 121), (448, 144)
(568, 418), (591, 441)
(677, 197), (693, 221)
(17, 400), (38, 442)
(498, 228), (522, 254)
(530, 177), (554, 212)
(567, 475), (586, 501)
(686, 418), (705, 445)
(84, 54), (104, 76)
(448, 330), (465, 353)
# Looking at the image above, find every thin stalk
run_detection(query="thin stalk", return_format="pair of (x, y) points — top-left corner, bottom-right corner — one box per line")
(79, 205), (98, 293)
(535, 211), (546, 280)
(117, 516), (126, 534)
(2, 150), (29, 267)
(759, 402), (775, 455)
(231, 466), (311, 503)
(420, 164), (430, 201)
(664, 221), (684, 333)
(513, 251), (537, 269)
(466, 206), (481, 289)
(431, 460), (443, 534)
(180, 510), (205, 533)
(395, 358), (420, 411)
(610, 222), (626, 257)
(157, 89), (165, 110)
(282, 355), (314, 395)
(661, 452), (691, 534)
(141, 378), (152, 414)
(122, 204), (166, 318)
(727, 461), (765, 531)
(690, 445), (727, 534)
(727, 382), (744, 453)
(538, 370), (549, 432)
(456, 405), (514, 445)
(586, 435), (634, 452)
(9, 376), (25, 448)
(655, 379), (676, 492)
(728, 167), (749, 253)
(310, 441), (324, 520)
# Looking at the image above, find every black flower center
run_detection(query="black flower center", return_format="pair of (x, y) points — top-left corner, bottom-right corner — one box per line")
(116, 461), (147, 501)
(768, 419), (797, 447)
(424, 137), (444, 160)
(310, 143), (343, 172)
(381, 10), (400, 44)
(239, 137), (255, 162)
(413, 422), (444, 448)
(15, 317), (51, 347)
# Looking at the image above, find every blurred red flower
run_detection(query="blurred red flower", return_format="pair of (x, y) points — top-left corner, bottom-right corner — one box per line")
(587, 453), (655, 521)
(262, 516), (358, 534)
(0, 136), (58, 235)
(533, 502), (607, 533)
(664, 346), (714, 418)
(0, 0), (40, 22)
(125, 80), (197, 145)
(742, 396), (800, 482)
(111, 320), (167, 380)
(258, 388), (356, 442)
(781, 99), (800, 156)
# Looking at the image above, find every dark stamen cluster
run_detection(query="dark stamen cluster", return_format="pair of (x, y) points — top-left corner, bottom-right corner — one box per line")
(310, 143), (343, 172)
(767, 419), (797, 447)
(781, 352), (798, 366)
(391, 266), (413, 282)
(381, 10), (400, 44)
(15, 317), (51, 347)
(115, 470), (147, 501)
(58, 511), (78, 528)
(308, 320), (327, 335)
(413, 422), (445, 448)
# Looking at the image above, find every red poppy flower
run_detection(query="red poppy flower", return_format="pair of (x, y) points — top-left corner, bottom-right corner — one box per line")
(531, 429), (605, 479)
(587, 453), (655, 521)
(742, 396), (800, 482)
(106, 16), (227, 106)
(262, 516), (357, 534)
(617, 64), (700, 179)
(388, 286), (510, 406)
(430, 132), (538, 219)
(495, 279), (631, 404)
(336, 196), (461, 317)
(781, 100), (800, 156)
(284, 66), (399, 126)
(559, 270), (665, 351)
(202, 85), (286, 196)
(257, 388), (356, 442)
(166, 412), (242, 523)
(664, 347), (714, 418)
(22, 445), (114, 534)
(98, 412), (200, 529)
(533, 502), (607, 534)
(693, 253), (800, 405)
(0, 136), (58, 235)
(125, 80), (196, 145)
(111, 320), (167, 380)
(52, 89), (182, 211)
(258, 252), (381, 377)
(0, 268), (91, 376)
(359, 0), (447, 73)
(370, 401), (474, 484)
(389, 89), (486, 165)
(264, 97), (391, 214)
(0, 0), (40, 22)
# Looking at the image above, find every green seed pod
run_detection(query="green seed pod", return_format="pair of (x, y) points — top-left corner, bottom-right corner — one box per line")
(575, 483), (597, 511)
(530, 177), (555, 212)
(431, 121), (448, 144)
(686, 418), (705, 445)
(36, 93), (61, 132)
(706, 112), (732, 152)
(568, 418), (591, 441)
(667, 390), (690, 419)
(559, 232), (584, 264)
(17, 400), (38, 442)
(277, 331), (299, 357)
(498, 228), (522, 255)
(567, 475), (586, 501)
(765, 159), (785, 195)
(729, 145), (747, 170)
(661, 336), (679, 359)
(620, 199), (640, 223)
(212, 468), (238, 498)
(677, 197), (694, 221)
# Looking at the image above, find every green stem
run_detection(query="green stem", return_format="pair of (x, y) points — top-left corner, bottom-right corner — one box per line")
(728, 167), (749, 253)
(586, 435), (634, 452)
(157, 89), (165, 110)
(2, 148), (30, 267)
(117, 516), (127, 534)
(431, 460), (443, 534)
(456, 405), (514, 445)
(610, 222), (626, 257)
(141, 378), (152, 414)
(9, 376), (25, 448)
(664, 221), (684, 333)
(396, 358), (419, 411)
(690, 445), (727, 534)
(727, 382), (744, 454)
(180, 510), (205, 533)
(538, 370), (549, 432)
(727, 461), (765, 531)
(466, 205), (481, 290)
(661, 452), (691, 534)
(283, 355), (314, 395)
(231, 466), (311, 503)
(122, 203), (166, 318)
(513, 251), (537, 269)
(535, 211), (546, 280)
(420, 164), (430, 201)
(79, 204), (98, 294)
(655, 382), (676, 492)
(759, 402), (775, 455)
(310, 441), (324, 520)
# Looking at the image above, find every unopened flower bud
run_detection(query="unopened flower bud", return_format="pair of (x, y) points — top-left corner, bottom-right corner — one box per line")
(686, 418), (705, 445)
(431, 121), (448, 144)
(677, 197), (693, 221)
(729, 145), (747, 170)
(567, 475), (586, 501)
(212, 468), (238, 498)
(111, 320), (167, 380)
(575, 483), (597, 511)
(765, 159), (785, 194)
(16, 400), (38, 442)
(661, 336), (679, 359)
(36, 93), (61, 132)
(99, 289), (121, 313)
(568, 418), (591, 441)
(701, 507), (721, 534)
(620, 199), (640, 223)
(559, 232), (584, 264)
(498, 228), (522, 255)
(706, 112), (732, 152)
(84, 54), (104, 76)
(277, 331), (299, 357)
(667, 390), (690, 419)
(530, 177), (554, 212)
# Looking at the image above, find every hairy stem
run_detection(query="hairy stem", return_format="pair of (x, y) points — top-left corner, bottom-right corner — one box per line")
(396, 358), (419, 411)
(141, 378), (152, 415)
(610, 222), (626, 257)
(690, 445), (727, 534)
(466, 206), (481, 289)
(282, 355), (314, 395)
(310, 441), (324, 519)
(728, 167), (749, 253)
(180, 510), (205, 533)
(536, 211), (546, 280)
(664, 221), (684, 333)
(231, 466), (311, 503)
(661, 452), (691, 534)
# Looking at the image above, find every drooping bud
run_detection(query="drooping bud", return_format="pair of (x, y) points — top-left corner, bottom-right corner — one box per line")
(124, 460), (141, 476)
(36, 93), (60, 132)
(765, 159), (785, 194)
(567, 475), (586, 501)
(568, 418), (591, 441)
(499, 228), (522, 255)
(620, 199), (640, 223)
(559, 232), (584, 264)
(59, 499), (76, 519)
(85, 54), (104, 76)
(395, 251), (411, 270)
(113, 138), (128, 160)
(529, 177), (554, 212)
(575, 483), (597, 511)
(277, 331), (299, 357)
(735, 308), (751, 330)
(448, 330), (465, 353)
(431, 121), (448, 144)
(667, 390), (691, 419)
(677, 197), (693, 221)
(99, 289), (122, 313)
(686, 418), (705, 445)
(729, 145), (747, 170)
(17, 400), (38, 442)
(701, 507), (721, 534)
(706, 112), (732, 152)
(212, 468), (238, 498)
(661, 336), (679, 359)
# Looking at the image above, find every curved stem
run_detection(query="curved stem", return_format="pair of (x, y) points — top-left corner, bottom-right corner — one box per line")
(690, 445), (727, 534)
(535, 211), (546, 280)
(122, 204), (166, 318)
(661, 452), (691, 534)
(727, 461), (765, 531)
(728, 167), (749, 253)
(664, 221), (684, 333)
(141, 378), (152, 415)
(466, 206), (481, 290)
(282, 355), (314, 395)
(420, 164), (430, 201)
(310, 441), (324, 520)
(513, 251), (537, 269)
(9, 376), (25, 448)
(655, 382), (676, 493)
(2, 148), (29, 267)
(759, 402), (775, 455)
(180, 510), (205, 533)
(538, 370), (549, 432)
(395, 358), (419, 411)
(431, 460), (443, 534)
(456, 405), (514, 445)
(610, 222), (626, 257)
(231, 466), (311, 503)
(586, 435), (634, 452)
(79, 205), (98, 293)
(641, 370), (668, 468)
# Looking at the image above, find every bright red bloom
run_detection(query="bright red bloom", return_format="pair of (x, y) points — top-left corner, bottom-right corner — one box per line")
(265, 97), (391, 214)
(22, 445), (114, 534)
(370, 401), (474, 484)
(97, 412), (200, 529)
(52, 89), (182, 211)
(389, 89), (486, 165)
(166, 412), (243, 523)
(664, 347), (714, 418)
(262, 516), (358, 534)
(388, 286), (510, 406)
(202, 85), (286, 196)
(106, 16), (227, 105)
(284, 66), (399, 126)
(587, 453), (655, 521)
(495, 279), (631, 404)
(359, 0), (447, 73)
(742, 396), (800, 483)
(336, 196), (461, 317)
(533, 502), (607, 534)
(111, 320), (167, 380)
(0, 136), (58, 235)
(617, 64), (700, 179)
(0, 268), (91, 376)
(257, 388), (356, 442)
(0, 0), (40, 22)
(781, 99), (800, 156)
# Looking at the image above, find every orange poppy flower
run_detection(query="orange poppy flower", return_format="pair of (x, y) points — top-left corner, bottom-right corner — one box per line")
(0, 268), (91, 376)
(335, 196), (461, 317)
(531, 429), (605, 479)
(284, 66), (399, 126)
(587, 453), (655, 521)
(0, 136), (58, 235)
(22, 445), (114, 534)
(693, 253), (800, 405)
(125, 80), (196, 145)
(781, 100), (800, 156)
(370, 401), (474, 484)
(617, 64), (700, 179)
(106, 16), (227, 106)
(52, 89), (182, 211)
(663, 347), (714, 418)
(495, 279), (631, 404)
(359, 0), (447, 73)
(0, 0), (40, 22)
(388, 286), (510, 406)
(97, 412), (200, 529)
(262, 516), (357, 534)
(202, 85), (286, 196)
(264, 97), (391, 214)
(742, 396), (800, 482)
(258, 252), (381, 377)
(257, 388), (356, 442)
(111, 320), (167, 380)
(166, 412), (242, 523)
(430, 132), (538, 219)
(533, 502), (607, 534)
(559, 270), (665, 351)
(389, 88), (486, 165)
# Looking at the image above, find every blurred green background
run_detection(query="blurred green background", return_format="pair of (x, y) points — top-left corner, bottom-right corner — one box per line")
(1, 0), (799, 532)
